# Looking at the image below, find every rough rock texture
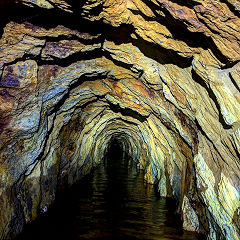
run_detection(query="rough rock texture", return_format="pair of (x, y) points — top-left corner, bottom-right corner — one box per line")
(0, 0), (240, 239)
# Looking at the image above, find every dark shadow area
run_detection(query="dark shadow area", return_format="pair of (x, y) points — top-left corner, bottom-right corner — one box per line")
(104, 24), (135, 45)
(0, 1), (33, 37)
(161, 0), (199, 8)
(132, 38), (193, 69)
(25, 9), (103, 35)
(37, 47), (104, 67)
(16, 139), (205, 240)
(229, 72), (240, 93)
(105, 139), (124, 164)
(0, 1), (103, 38)
(108, 103), (147, 123)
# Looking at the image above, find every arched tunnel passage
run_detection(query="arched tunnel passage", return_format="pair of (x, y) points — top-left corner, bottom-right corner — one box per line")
(104, 135), (133, 166)
(106, 138), (125, 163)
(15, 135), (204, 240)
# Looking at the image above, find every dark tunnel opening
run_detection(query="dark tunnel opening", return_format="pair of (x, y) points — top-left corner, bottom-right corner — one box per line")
(106, 138), (123, 162)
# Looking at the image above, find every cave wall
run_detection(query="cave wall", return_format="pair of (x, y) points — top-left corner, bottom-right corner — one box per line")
(0, 0), (240, 239)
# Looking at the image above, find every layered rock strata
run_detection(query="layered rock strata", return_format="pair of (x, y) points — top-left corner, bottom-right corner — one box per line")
(0, 0), (240, 239)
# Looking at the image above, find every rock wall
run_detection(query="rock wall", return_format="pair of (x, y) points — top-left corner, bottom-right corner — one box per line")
(0, 0), (240, 239)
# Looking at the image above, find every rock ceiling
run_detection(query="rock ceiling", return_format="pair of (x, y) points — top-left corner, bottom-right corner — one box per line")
(0, 0), (240, 239)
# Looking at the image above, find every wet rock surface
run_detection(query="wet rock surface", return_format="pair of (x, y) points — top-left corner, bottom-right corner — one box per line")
(0, 0), (239, 239)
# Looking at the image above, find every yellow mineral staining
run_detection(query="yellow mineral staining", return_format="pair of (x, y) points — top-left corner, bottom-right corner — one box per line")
(195, 152), (240, 240)
(0, 95), (14, 113)
(127, 0), (155, 18)
(218, 173), (240, 222)
(130, 14), (198, 58)
(21, 0), (54, 9)
(0, 0), (240, 239)
(208, 68), (240, 125)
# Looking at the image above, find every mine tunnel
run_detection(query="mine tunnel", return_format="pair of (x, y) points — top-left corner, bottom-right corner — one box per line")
(105, 138), (124, 164)
(15, 138), (201, 240)
(1, 0), (240, 240)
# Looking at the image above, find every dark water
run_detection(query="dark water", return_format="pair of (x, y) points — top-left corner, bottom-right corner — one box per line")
(17, 143), (205, 240)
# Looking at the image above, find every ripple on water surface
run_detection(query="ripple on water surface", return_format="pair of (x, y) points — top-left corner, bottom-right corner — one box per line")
(17, 147), (205, 240)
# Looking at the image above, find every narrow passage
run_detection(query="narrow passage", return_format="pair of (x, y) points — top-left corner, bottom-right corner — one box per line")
(17, 141), (204, 240)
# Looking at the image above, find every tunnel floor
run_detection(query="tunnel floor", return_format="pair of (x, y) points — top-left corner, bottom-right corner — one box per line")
(16, 143), (205, 240)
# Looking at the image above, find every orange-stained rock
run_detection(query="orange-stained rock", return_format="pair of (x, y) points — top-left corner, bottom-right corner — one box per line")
(0, 0), (240, 239)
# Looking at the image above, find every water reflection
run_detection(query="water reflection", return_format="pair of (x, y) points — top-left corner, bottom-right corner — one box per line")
(17, 142), (205, 240)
